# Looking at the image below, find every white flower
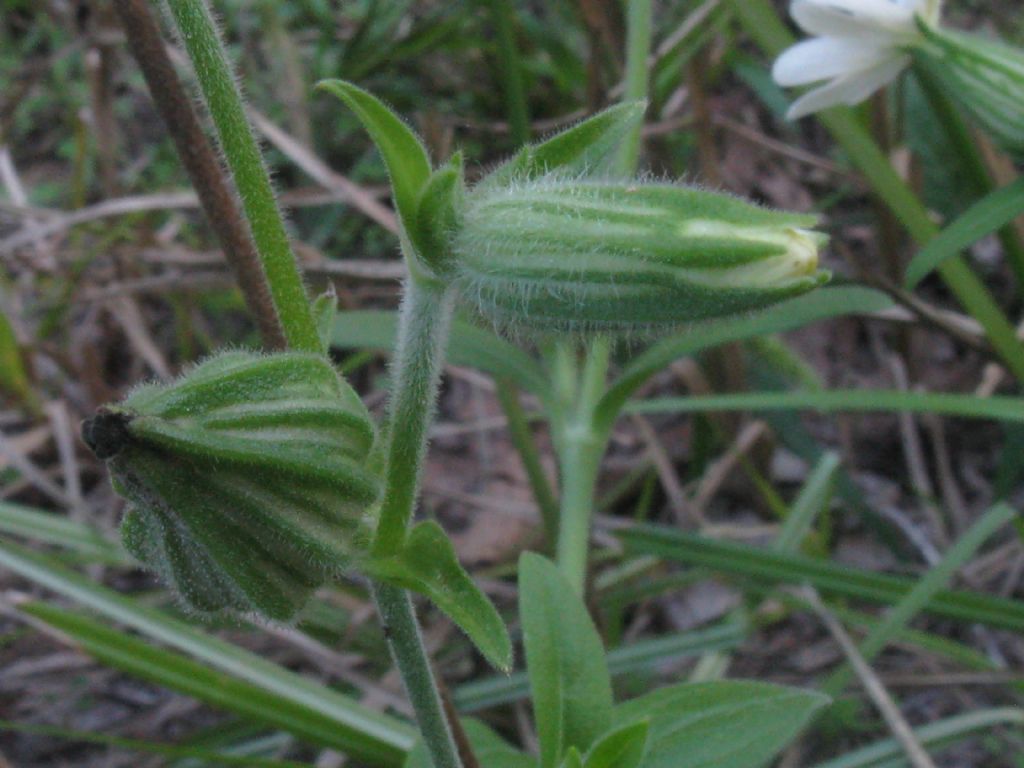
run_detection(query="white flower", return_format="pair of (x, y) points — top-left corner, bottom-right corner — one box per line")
(773, 0), (942, 119)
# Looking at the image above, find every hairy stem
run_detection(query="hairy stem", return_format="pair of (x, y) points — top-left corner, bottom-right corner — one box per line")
(370, 276), (463, 767)
(164, 0), (320, 352)
(112, 0), (286, 350)
(372, 278), (453, 557)
(373, 583), (462, 768)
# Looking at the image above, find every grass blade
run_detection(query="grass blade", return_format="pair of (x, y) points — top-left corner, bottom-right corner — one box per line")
(0, 541), (415, 765)
(811, 708), (1024, 768)
(599, 285), (893, 428)
(0, 501), (127, 564)
(774, 452), (840, 554)
(821, 504), (1017, 696)
(626, 390), (1024, 423)
(20, 600), (391, 760)
(618, 524), (1024, 632)
(905, 178), (1024, 288)
(0, 717), (309, 768)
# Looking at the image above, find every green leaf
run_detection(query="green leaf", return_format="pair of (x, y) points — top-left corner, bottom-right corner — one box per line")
(19, 601), (389, 762)
(317, 80), (431, 240)
(581, 719), (649, 768)
(619, 525), (1024, 631)
(598, 285), (893, 430)
(0, 541), (414, 765)
(403, 720), (537, 768)
(370, 520), (512, 671)
(481, 101), (647, 188)
(331, 309), (550, 397)
(519, 553), (613, 768)
(617, 681), (827, 768)
(905, 178), (1024, 287)
(559, 748), (584, 768)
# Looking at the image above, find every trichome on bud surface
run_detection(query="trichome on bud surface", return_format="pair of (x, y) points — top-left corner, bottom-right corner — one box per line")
(451, 177), (829, 333)
(82, 351), (381, 621)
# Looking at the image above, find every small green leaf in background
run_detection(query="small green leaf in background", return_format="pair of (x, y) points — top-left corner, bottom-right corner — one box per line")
(317, 80), (431, 239)
(616, 680), (828, 768)
(0, 307), (33, 406)
(580, 719), (648, 768)
(558, 748), (584, 768)
(312, 288), (339, 354)
(904, 177), (1024, 288)
(481, 101), (647, 189)
(370, 520), (512, 671)
(403, 719), (537, 768)
(519, 552), (614, 768)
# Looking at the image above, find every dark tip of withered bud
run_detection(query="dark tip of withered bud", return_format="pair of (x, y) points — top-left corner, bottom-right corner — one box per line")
(81, 408), (134, 460)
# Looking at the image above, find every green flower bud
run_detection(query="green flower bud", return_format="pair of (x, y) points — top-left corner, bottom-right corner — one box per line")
(914, 24), (1024, 156)
(82, 351), (381, 621)
(450, 177), (829, 333)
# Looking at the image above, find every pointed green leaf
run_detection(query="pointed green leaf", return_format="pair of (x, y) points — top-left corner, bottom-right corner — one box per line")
(370, 520), (512, 671)
(403, 720), (537, 768)
(582, 720), (648, 768)
(519, 553), (613, 768)
(558, 748), (584, 768)
(481, 102), (647, 188)
(616, 681), (827, 768)
(317, 80), (431, 238)
(905, 177), (1024, 288)
(414, 155), (465, 276)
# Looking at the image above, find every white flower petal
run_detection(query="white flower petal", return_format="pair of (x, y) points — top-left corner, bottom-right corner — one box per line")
(786, 53), (910, 119)
(773, 37), (890, 87)
(791, 0), (916, 38)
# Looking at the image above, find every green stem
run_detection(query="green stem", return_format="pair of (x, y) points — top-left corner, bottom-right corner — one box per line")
(555, 336), (611, 593)
(369, 275), (461, 766)
(372, 277), (453, 557)
(487, 0), (529, 146)
(554, 423), (605, 594)
(165, 0), (320, 352)
(552, 0), (655, 587)
(615, 0), (653, 175)
(373, 583), (462, 768)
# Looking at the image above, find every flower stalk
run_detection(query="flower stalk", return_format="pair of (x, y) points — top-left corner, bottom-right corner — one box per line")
(164, 0), (320, 352)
